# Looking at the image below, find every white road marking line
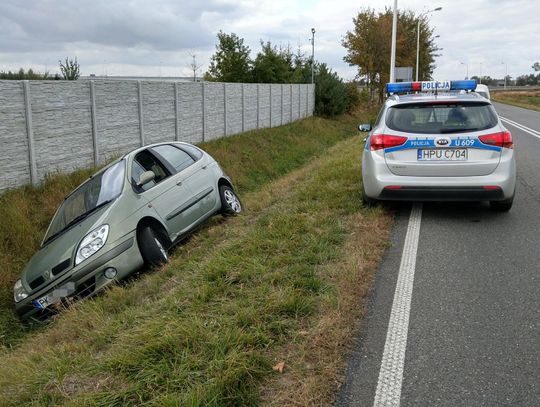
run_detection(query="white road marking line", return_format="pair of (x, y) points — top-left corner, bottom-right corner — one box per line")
(373, 203), (423, 407)
(500, 117), (540, 139)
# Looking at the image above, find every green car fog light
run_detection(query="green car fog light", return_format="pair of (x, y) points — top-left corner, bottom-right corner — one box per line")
(104, 267), (117, 279)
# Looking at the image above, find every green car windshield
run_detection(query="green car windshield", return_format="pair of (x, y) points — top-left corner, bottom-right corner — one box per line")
(43, 161), (125, 245)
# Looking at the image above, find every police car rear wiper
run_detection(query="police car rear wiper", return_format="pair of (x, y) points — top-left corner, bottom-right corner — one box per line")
(440, 127), (479, 134)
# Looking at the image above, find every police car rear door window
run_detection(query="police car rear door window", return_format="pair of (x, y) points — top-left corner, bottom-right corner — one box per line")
(386, 102), (498, 134)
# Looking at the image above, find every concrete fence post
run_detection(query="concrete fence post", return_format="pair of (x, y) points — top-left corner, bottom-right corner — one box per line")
(89, 81), (99, 165)
(174, 82), (179, 141)
(241, 83), (245, 132)
(22, 80), (38, 186)
(280, 84), (283, 126)
(290, 83), (293, 122)
(306, 84), (309, 117)
(298, 84), (301, 118)
(202, 82), (206, 142)
(256, 84), (260, 129)
(224, 83), (228, 137)
(137, 81), (145, 146)
(269, 84), (272, 127)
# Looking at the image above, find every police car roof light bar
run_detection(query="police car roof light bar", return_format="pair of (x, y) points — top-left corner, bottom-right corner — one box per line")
(386, 79), (477, 95)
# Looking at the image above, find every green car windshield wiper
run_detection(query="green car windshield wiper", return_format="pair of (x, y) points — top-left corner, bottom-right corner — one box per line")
(43, 200), (113, 245)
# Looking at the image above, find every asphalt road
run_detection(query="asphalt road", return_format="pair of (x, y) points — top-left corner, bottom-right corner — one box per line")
(336, 102), (540, 406)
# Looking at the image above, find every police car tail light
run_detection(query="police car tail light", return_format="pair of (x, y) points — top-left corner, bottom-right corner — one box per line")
(370, 134), (407, 151)
(478, 131), (513, 149)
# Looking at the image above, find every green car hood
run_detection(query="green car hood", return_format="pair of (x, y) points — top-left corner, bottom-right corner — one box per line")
(22, 205), (112, 290)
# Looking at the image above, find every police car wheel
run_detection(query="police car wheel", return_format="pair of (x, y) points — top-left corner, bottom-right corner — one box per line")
(489, 196), (513, 212)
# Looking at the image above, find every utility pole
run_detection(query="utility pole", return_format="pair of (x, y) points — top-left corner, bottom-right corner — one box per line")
(311, 28), (315, 84)
(389, 0), (398, 82)
(502, 61), (508, 88)
(460, 62), (469, 79)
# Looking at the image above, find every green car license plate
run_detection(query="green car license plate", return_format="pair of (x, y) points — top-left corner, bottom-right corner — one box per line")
(417, 148), (468, 161)
(33, 294), (53, 310)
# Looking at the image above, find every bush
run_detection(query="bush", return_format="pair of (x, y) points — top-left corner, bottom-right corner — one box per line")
(345, 82), (362, 112)
(314, 64), (348, 116)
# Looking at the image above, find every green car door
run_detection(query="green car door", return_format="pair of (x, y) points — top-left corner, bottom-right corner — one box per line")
(150, 144), (218, 220)
(131, 149), (200, 239)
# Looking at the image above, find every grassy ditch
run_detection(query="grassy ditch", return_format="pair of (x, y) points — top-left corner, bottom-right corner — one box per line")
(0, 109), (393, 406)
(0, 111), (373, 348)
(0, 132), (392, 407)
(491, 90), (540, 112)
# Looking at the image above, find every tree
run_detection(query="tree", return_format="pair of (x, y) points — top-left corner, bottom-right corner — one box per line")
(206, 31), (252, 82)
(532, 62), (540, 72)
(252, 41), (293, 83)
(0, 68), (53, 80)
(314, 63), (348, 116)
(342, 8), (439, 101)
(59, 57), (80, 80)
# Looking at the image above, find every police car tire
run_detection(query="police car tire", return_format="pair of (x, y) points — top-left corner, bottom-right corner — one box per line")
(489, 196), (513, 212)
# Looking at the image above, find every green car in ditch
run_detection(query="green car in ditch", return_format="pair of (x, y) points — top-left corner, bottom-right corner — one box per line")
(14, 142), (242, 321)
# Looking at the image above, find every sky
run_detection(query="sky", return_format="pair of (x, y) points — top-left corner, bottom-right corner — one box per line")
(0, 0), (538, 81)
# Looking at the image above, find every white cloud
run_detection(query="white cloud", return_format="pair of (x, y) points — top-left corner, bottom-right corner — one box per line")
(0, 0), (538, 80)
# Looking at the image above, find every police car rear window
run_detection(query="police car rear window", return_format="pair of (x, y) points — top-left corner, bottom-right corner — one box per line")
(386, 102), (498, 134)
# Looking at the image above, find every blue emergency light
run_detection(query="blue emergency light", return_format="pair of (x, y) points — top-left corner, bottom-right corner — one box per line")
(386, 80), (477, 94)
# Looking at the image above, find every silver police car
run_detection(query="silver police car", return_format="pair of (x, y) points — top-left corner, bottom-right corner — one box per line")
(359, 80), (516, 211)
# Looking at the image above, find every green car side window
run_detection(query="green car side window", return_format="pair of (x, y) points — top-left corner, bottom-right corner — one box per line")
(152, 145), (195, 173)
(132, 150), (170, 191)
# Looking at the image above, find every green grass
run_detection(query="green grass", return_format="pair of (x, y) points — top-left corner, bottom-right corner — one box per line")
(491, 90), (540, 112)
(0, 109), (392, 406)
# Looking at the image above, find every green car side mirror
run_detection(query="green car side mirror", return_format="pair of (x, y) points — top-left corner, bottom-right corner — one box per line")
(137, 171), (156, 187)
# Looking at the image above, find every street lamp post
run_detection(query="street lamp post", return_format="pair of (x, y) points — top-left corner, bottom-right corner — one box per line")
(416, 7), (442, 81)
(479, 62), (483, 84)
(389, 0), (398, 82)
(501, 61), (508, 88)
(311, 28), (315, 84)
(460, 62), (469, 79)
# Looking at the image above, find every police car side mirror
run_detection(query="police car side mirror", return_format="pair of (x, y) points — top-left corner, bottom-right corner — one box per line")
(358, 124), (372, 132)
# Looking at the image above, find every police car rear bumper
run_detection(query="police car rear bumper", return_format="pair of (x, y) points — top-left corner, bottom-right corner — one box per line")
(362, 150), (516, 201)
(379, 186), (505, 201)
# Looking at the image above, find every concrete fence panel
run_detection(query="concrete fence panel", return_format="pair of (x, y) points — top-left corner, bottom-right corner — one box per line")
(141, 81), (176, 145)
(226, 83), (243, 136)
(204, 83), (226, 141)
(0, 81), (30, 189)
(0, 79), (315, 193)
(177, 82), (204, 145)
(258, 84), (271, 129)
(30, 82), (94, 180)
(95, 81), (140, 162)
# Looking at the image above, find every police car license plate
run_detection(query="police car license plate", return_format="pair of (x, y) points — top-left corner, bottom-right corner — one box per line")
(417, 148), (467, 161)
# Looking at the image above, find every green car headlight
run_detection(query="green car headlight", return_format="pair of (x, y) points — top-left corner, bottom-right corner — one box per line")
(14, 279), (29, 303)
(75, 224), (109, 265)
